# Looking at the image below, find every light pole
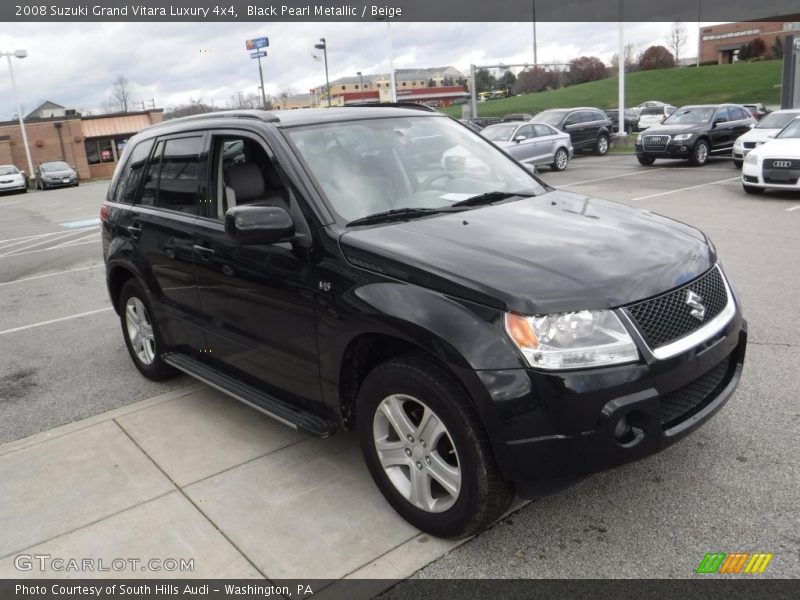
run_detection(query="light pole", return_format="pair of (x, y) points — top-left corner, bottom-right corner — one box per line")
(2, 49), (34, 185)
(386, 21), (397, 102)
(314, 38), (331, 107)
(357, 71), (364, 103)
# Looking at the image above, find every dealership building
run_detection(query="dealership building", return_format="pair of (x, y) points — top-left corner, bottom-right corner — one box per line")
(700, 20), (800, 63)
(279, 66), (469, 109)
(0, 101), (164, 181)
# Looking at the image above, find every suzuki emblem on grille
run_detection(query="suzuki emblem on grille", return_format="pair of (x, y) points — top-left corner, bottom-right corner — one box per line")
(772, 160), (792, 168)
(686, 290), (706, 321)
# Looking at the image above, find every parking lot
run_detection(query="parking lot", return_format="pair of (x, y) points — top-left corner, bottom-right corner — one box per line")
(1, 153), (799, 583)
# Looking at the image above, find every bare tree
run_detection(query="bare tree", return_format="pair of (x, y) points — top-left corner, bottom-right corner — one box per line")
(228, 92), (263, 109)
(611, 43), (637, 69)
(666, 23), (688, 65)
(107, 75), (132, 112)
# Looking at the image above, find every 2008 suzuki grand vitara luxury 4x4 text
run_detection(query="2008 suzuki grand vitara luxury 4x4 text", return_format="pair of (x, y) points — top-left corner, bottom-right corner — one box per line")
(102, 106), (746, 538)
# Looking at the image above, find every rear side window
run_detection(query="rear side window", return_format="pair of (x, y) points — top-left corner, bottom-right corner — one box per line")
(138, 136), (206, 213)
(112, 139), (153, 204)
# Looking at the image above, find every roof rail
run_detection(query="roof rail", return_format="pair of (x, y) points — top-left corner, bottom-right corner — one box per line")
(149, 109), (280, 130)
(341, 102), (440, 113)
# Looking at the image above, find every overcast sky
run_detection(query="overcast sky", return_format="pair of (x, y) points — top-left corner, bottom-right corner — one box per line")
(0, 21), (705, 119)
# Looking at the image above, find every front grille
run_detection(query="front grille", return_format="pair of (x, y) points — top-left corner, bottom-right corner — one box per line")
(643, 135), (670, 151)
(743, 142), (756, 149)
(765, 158), (800, 169)
(659, 355), (733, 429)
(625, 266), (728, 350)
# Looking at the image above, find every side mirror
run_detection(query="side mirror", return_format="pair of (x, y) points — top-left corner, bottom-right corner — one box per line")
(514, 135), (526, 143)
(225, 205), (294, 245)
(713, 118), (726, 127)
(20, 170), (25, 176)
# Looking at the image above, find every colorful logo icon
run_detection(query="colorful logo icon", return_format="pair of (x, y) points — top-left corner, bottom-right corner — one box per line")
(696, 552), (773, 574)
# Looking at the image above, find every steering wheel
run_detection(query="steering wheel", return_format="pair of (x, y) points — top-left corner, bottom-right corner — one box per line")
(419, 171), (455, 190)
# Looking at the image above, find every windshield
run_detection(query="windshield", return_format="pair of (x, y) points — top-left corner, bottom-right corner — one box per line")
(285, 116), (545, 223)
(0, 166), (19, 175)
(776, 118), (800, 139)
(481, 124), (518, 141)
(663, 107), (714, 125)
(41, 161), (71, 172)
(532, 110), (568, 128)
(757, 112), (800, 130)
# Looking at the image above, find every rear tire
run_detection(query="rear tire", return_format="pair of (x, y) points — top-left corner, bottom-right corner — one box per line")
(637, 154), (656, 166)
(742, 184), (764, 195)
(119, 279), (177, 381)
(689, 140), (709, 166)
(594, 134), (610, 156)
(357, 355), (514, 538)
(551, 148), (569, 171)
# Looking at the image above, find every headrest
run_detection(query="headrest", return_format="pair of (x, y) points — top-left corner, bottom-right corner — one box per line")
(224, 163), (264, 202)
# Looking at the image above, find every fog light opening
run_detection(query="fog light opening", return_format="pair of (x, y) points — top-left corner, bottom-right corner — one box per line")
(614, 412), (645, 447)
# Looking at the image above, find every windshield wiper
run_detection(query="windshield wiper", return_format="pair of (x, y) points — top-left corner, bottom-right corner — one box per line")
(451, 191), (533, 208)
(346, 206), (463, 227)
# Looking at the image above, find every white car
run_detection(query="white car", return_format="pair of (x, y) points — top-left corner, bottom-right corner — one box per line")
(637, 105), (676, 130)
(741, 116), (800, 195)
(0, 164), (27, 194)
(732, 109), (800, 168)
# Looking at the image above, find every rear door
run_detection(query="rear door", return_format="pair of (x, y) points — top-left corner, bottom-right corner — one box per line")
(563, 111), (591, 149)
(120, 133), (208, 349)
(710, 107), (735, 152)
(532, 124), (558, 163)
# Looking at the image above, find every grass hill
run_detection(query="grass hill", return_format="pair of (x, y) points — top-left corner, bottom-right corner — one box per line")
(445, 60), (783, 118)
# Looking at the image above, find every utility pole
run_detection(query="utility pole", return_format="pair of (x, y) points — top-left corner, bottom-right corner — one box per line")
(532, 0), (538, 65)
(315, 38), (331, 107)
(2, 49), (34, 184)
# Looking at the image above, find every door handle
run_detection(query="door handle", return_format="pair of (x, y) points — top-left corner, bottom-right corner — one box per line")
(193, 244), (215, 258)
(126, 224), (142, 239)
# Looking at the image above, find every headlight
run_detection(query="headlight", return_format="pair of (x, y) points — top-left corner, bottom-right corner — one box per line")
(744, 153), (758, 165)
(673, 133), (693, 141)
(504, 310), (639, 370)
(636, 133), (643, 142)
(733, 138), (742, 148)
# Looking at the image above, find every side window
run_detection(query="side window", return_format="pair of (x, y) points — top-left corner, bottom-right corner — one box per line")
(564, 113), (579, 127)
(735, 108), (750, 121)
(112, 139), (153, 204)
(155, 136), (206, 213)
(714, 108), (730, 123)
(515, 125), (534, 140)
(533, 124), (552, 137)
(212, 135), (289, 220)
(139, 140), (163, 206)
(592, 110), (606, 122)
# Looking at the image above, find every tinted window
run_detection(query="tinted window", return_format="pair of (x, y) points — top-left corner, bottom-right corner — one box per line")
(734, 108), (751, 121)
(577, 111), (596, 123)
(563, 113), (580, 126)
(641, 107), (664, 116)
(113, 139), (153, 204)
(757, 111), (800, 129)
(533, 124), (554, 137)
(664, 107), (715, 124)
(516, 125), (535, 139)
(714, 108), (730, 123)
(139, 140), (163, 206)
(592, 111), (606, 121)
(141, 136), (205, 213)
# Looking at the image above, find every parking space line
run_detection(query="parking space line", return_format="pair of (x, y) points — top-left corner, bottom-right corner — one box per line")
(786, 205), (800, 212)
(49, 231), (100, 250)
(0, 238), (100, 259)
(560, 168), (660, 187)
(0, 226), (96, 248)
(0, 264), (103, 287)
(631, 177), (740, 201)
(0, 307), (113, 336)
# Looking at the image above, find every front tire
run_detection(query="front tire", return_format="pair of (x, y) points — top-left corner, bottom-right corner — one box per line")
(551, 147), (569, 171)
(742, 184), (764, 195)
(637, 154), (656, 166)
(357, 355), (514, 538)
(733, 160), (743, 169)
(594, 134), (610, 156)
(119, 279), (177, 381)
(689, 140), (709, 166)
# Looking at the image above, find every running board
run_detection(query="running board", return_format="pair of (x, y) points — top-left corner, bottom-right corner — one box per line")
(163, 352), (336, 438)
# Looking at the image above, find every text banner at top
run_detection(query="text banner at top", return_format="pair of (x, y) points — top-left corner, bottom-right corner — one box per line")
(4, 0), (800, 22)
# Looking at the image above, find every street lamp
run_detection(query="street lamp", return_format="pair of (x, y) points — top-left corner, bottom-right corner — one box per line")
(2, 49), (34, 185)
(314, 38), (331, 107)
(357, 71), (364, 103)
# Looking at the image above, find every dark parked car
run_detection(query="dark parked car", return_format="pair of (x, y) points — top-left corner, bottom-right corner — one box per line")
(635, 104), (756, 166)
(502, 113), (534, 122)
(102, 107), (746, 538)
(35, 160), (79, 190)
(457, 119), (483, 133)
(533, 107), (614, 155)
(466, 117), (501, 130)
(606, 109), (639, 134)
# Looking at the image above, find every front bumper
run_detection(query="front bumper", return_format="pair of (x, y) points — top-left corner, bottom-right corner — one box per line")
(42, 177), (78, 188)
(0, 180), (27, 191)
(635, 141), (693, 159)
(478, 308), (747, 499)
(742, 161), (800, 189)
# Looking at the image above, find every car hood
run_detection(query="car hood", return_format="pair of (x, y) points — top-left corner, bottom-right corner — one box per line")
(749, 138), (800, 158)
(339, 190), (714, 315)
(736, 128), (777, 144)
(43, 169), (76, 177)
(641, 123), (705, 135)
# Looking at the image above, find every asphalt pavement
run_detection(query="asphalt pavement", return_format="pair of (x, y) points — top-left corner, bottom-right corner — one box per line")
(1, 154), (799, 580)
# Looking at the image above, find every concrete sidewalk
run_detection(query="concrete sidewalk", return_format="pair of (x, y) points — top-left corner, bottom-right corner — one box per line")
(0, 383), (475, 586)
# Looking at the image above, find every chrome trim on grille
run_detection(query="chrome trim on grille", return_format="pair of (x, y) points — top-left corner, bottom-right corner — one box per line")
(623, 265), (736, 361)
(642, 134), (672, 149)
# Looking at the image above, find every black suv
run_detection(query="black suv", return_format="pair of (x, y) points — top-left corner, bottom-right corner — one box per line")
(532, 107), (613, 155)
(102, 106), (746, 538)
(635, 104), (756, 166)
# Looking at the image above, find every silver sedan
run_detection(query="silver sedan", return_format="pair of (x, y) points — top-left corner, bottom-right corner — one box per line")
(481, 122), (573, 171)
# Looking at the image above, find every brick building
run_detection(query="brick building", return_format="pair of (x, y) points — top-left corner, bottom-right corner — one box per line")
(0, 102), (163, 180)
(699, 20), (800, 64)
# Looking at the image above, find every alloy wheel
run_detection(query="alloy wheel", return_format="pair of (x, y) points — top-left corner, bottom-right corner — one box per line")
(125, 297), (156, 365)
